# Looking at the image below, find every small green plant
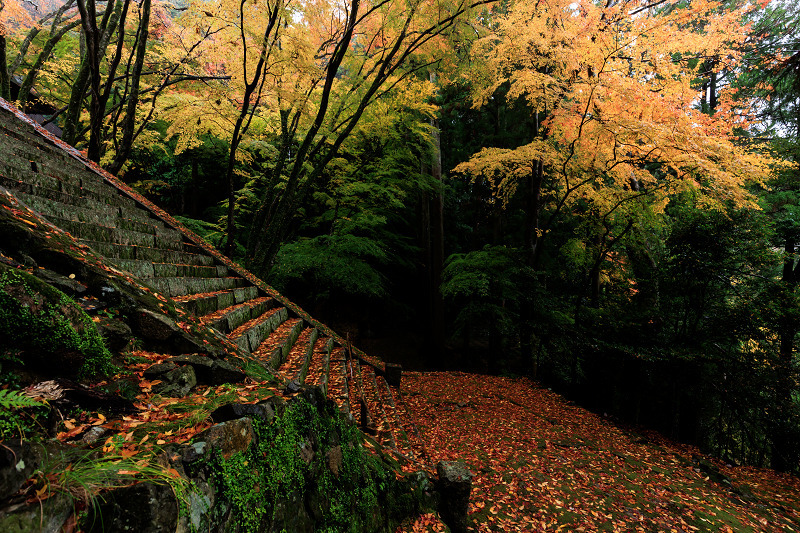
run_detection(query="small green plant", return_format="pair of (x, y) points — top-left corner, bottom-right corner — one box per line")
(0, 387), (48, 440)
(0, 388), (43, 409)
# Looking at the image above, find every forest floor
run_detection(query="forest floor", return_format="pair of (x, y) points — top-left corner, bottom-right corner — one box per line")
(396, 372), (800, 533)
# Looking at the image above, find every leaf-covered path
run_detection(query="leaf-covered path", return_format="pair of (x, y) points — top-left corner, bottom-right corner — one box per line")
(398, 372), (800, 532)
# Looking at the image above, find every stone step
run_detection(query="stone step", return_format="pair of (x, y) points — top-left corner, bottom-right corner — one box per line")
(115, 259), (228, 280)
(348, 358), (366, 428)
(47, 217), (183, 251)
(0, 165), (138, 211)
(87, 241), (215, 266)
(278, 327), (317, 381)
(362, 366), (394, 447)
(173, 286), (260, 316)
(297, 329), (322, 384)
(15, 189), (155, 226)
(145, 276), (249, 298)
(0, 167), (139, 210)
(375, 374), (416, 461)
(0, 124), (93, 182)
(4, 176), (147, 221)
(382, 377), (427, 464)
(326, 347), (350, 415)
(15, 192), (156, 233)
(316, 338), (336, 395)
(230, 306), (290, 354)
(265, 319), (305, 369)
(200, 296), (274, 334)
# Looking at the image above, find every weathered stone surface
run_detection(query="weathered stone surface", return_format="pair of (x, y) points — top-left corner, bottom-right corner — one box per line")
(152, 365), (197, 397)
(210, 396), (284, 424)
(195, 417), (255, 460)
(210, 360), (246, 385)
(134, 308), (177, 342)
(0, 492), (73, 533)
(143, 362), (178, 379)
(181, 441), (208, 464)
(300, 440), (315, 465)
(80, 426), (109, 446)
(436, 460), (474, 533)
(167, 354), (214, 383)
(32, 268), (86, 296)
(0, 442), (45, 500)
(270, 490), (314, 533)
(285, 379), (302, 394)
(325, 445), (343, 476)
(86, 482), (178, 533)
(0, 264), (107, 377)
(96, 317), (133, 352)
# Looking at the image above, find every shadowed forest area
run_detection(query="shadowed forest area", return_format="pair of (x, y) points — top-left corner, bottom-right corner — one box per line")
(3, 0), (800, 529)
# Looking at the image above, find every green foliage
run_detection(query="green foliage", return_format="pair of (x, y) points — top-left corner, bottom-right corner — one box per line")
(0, 387), (47, 440)
(272, 234), (389, 302)
(0, 388), (43, 409)
(0, 268), (116, 379)
(441, 245), (534, 339)
(208, 397), (412, 533)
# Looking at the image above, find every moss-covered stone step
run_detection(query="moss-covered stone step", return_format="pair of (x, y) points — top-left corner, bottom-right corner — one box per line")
(277, 327), (318, 381)
(362, 365), (393, 447)
(0, 174), (139, 212)
(145, 276), (249, 298)
(374, 374), (416, 461)
(173, 286), (260, 316)
(0, 125), (87, 175)
(112, 259), (228, 280)
(45, 217), (183, 251)
(231, 306), (290, 353)
(50, 215), (163, 238)
(266, 319), (305, 369)
(300, 334), (331, 387)
(326, 348), (351, 415)
(13, 191), (155, 230)
(0, 172), (141, 212)
(295, 328), (321, 383)
(85, 241), (215, 266)
(202, 296), (275, 334)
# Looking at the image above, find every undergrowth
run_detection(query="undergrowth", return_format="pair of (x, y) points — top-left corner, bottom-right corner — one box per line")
(0, 267), (115, 379)
(207, 396), (421, 533)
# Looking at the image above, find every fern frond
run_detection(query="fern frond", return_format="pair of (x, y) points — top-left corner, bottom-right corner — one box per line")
(0, 389), (44, 409)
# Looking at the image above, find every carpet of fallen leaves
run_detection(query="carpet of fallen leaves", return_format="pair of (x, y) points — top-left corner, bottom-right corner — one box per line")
(397, 372), (800, 533)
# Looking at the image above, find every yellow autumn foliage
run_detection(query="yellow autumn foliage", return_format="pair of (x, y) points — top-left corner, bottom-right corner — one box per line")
(457, 0), (775, 215)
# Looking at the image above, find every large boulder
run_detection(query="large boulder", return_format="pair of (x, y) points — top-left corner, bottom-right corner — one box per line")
(86, 482), (178, 533)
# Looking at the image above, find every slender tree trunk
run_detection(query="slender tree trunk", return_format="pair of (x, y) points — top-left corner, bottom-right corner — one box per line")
(429, 75), (446, 356)
(77, 0), (104, 161)
(18, 20), (83, 111)
(0, 31), (9, 101)
(772, 239), (799, 471)
(223, 0), (282, 256)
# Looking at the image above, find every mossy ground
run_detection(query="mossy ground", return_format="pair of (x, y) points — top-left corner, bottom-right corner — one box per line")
(0, 266), (115, 380)
(207, 396), (424, 533)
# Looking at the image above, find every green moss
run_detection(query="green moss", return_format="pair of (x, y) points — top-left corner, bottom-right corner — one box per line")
(206, 397), (422, 533)
(0, 267), (115, 378)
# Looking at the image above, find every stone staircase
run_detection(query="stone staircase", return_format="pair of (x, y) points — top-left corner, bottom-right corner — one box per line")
(0, 98), (427, 471)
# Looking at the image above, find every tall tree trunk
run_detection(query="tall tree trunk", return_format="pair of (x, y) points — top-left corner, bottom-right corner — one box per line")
(105, 0), (150, 171)
(773, 239), (799, 471)
(222, 0), (282, 256)
(429, 72), (445, 356)
(0, 31), (9, 101)
(77, 0), (104, 161)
